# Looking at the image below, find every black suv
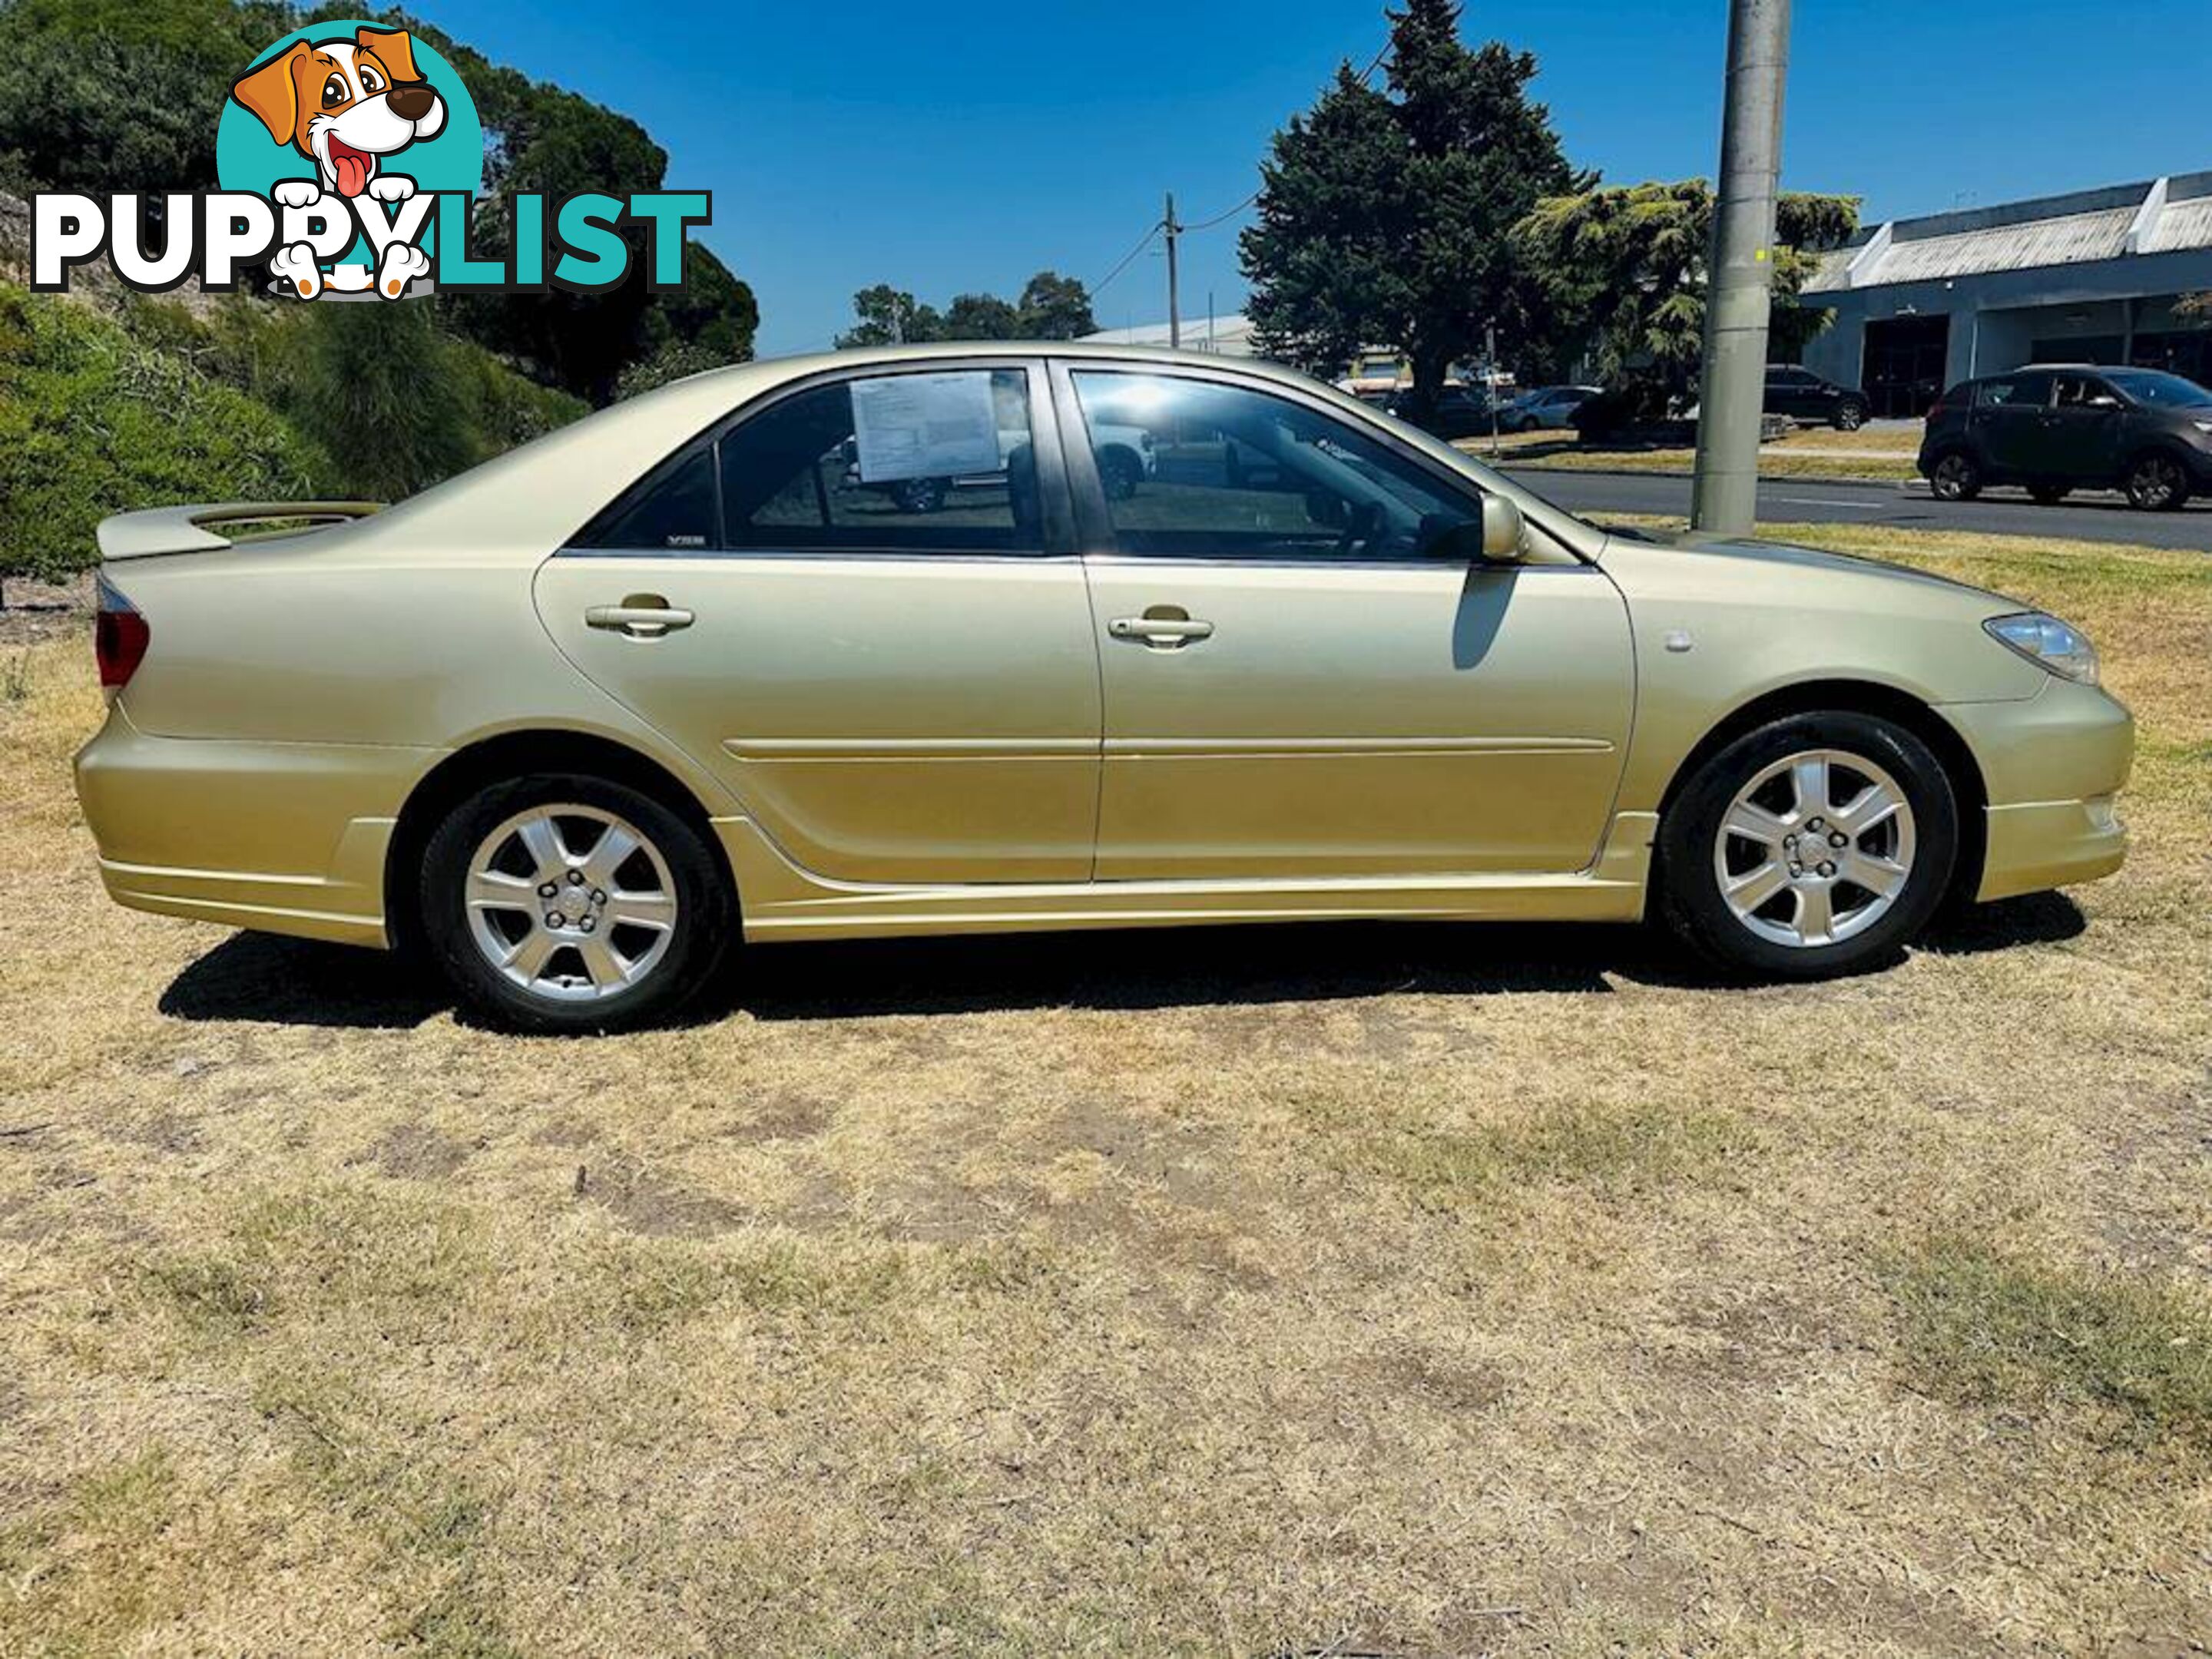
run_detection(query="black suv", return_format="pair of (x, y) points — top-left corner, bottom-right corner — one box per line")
(1763, 365), (1869, 430)
(1919, 366), (2212, 512)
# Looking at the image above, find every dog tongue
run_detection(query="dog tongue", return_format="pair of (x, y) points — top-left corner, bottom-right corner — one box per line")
(333, 150), (369, 198)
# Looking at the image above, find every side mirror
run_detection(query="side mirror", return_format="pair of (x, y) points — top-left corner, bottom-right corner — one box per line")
(1421, 497), (1525, 564)
(1479, 494), (1526, 562)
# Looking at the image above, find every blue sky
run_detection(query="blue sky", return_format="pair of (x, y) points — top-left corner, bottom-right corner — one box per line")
(427, 0), (2212, 355)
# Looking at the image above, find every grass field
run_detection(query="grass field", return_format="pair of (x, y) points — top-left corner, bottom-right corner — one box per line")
(1469, 425), (1922, 482)
(2, 524), (2209, 1654)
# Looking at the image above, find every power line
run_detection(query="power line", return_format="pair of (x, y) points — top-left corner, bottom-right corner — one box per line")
(1089, 220), (1162, 299)
(1164, 41), (1392, 243)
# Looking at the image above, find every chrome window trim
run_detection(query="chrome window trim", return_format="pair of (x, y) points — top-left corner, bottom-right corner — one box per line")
(551, 545), (1084, 565)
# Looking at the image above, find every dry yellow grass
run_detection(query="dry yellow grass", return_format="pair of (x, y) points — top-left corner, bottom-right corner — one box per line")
(2, 525), (2209, 1655)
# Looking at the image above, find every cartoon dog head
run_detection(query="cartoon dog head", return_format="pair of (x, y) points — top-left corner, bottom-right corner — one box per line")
(230, 28), (446, 199)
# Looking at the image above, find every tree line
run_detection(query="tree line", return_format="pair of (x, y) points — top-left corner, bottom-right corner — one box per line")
(833, 272), (1097, 349)
(1239, 0), (1857, 416)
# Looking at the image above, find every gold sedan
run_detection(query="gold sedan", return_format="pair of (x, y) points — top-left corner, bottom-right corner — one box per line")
(75, 345), (2131, 1032)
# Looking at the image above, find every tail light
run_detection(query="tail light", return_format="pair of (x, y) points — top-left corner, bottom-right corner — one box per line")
(94, 576), (150, 695)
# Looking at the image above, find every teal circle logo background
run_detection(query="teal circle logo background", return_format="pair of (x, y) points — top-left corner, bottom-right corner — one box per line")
(216, 22), (482, 196)
(216, 22), (482, 273)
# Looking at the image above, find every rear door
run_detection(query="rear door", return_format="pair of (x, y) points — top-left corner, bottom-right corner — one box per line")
(1970, 371), (2053, 475)
(1057, 362), (1634, 881)
(535, 360), (1104, 885)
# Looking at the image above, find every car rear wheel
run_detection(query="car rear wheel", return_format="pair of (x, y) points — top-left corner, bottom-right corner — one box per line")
(1833, 399), (1867, 432)
(421, 773), (733, 1034)
(1928, 451), (1982, 502)
(1658, 712), (1958, 980)
(2027, 479), (2070, 505)
(1098, 448), (1143, 502)
(891, 477), (948, 513)
(2124, 452), (2190, 512)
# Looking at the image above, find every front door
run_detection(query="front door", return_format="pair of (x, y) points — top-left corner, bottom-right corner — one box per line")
(2028, 373), (2128, 482)
(535, 361), (1102, 885)
(1058, 365), (1635, 881)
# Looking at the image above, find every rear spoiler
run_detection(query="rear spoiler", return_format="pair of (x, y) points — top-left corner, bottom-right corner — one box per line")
(95, 501), (385, 561)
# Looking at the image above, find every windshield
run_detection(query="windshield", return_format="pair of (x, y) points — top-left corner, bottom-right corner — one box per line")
(2104, 369), (2212, 409)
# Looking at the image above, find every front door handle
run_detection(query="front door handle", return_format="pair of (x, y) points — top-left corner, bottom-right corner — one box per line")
(586, 597), (694, 639)
(1108, 608), (1214, 647)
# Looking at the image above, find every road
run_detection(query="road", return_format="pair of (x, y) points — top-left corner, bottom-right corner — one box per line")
(1501, 468), (2212, 551)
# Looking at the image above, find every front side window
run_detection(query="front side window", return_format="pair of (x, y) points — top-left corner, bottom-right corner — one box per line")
(2054, 374), (2114, 408)
(1069, 371), (1479, 561)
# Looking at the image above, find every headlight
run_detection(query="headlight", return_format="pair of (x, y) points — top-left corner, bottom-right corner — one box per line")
(1985, 611), (2099, 685)
(2192, 419), (2212, 435)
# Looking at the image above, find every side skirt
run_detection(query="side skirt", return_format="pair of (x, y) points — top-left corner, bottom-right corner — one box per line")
(716, 813), (1660, 942)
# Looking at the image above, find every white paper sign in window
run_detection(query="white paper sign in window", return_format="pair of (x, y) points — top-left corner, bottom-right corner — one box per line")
(849, 373), (1003, 485)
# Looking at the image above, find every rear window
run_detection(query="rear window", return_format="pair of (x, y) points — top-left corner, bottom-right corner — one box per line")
(571, 367), (1044, 555)
(1977, 374), (2051, 409)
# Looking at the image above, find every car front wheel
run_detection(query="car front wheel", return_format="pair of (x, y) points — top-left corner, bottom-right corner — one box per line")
(420, 773), (734, 1034)
(2124, 452), (2190, 512)
(1833, 399), (1867, 432)
(1658, 712), (1959, 980)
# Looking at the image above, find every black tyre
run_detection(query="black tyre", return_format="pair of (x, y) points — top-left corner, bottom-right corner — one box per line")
(892, 476), (948, 513)
(1657, 711), (1959, 981)
(2027, 479), (2070, 505)
(1928, 450), (1982, 502)
(420, 773), (735, 1035)
(1098, 447), (1143, 502)
(2124, 452), (2190, 512)
(1833, 399), (1868, 432)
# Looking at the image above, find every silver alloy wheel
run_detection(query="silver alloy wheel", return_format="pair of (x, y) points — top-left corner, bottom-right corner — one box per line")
(1711, 749), (1917, 949)
(1931, 455), (1975, 498)
(464, 804), (678, 1002)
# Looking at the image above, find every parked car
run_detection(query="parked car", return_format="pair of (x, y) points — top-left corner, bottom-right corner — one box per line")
(1919, 366), (2212, 511)
(77, 344), (2131, 1031)
(1763, 365), (1870, 430)
(1499, 385), (1601, 433)
(1385, 385), (1498, 440)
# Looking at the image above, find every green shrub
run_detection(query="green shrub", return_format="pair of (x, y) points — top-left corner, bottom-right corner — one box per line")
(0, 284), (332, 584)
(452, 343), (589, 457)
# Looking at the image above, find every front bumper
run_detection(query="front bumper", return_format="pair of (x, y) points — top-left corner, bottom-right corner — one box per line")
(74, 704), (439, 947)
(1939, 677), (2134, 902)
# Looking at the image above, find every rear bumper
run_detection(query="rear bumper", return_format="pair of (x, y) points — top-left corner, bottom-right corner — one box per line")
(74, 705), (437, 947)
(1939, 678), (2134, 902)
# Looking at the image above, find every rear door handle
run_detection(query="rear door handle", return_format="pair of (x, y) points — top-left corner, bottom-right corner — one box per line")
(586, 600), (694, 638)
(1108, 613), (1214, 647)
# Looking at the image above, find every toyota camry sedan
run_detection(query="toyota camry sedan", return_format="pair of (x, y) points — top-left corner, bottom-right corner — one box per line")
(76, 344), (2131, 1032)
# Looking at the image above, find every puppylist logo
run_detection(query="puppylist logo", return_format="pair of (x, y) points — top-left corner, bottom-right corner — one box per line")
(29, 20), (710, 301)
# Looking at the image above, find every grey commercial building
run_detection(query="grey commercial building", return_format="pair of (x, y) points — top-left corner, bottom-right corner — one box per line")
(1800, 171), (2212, 417)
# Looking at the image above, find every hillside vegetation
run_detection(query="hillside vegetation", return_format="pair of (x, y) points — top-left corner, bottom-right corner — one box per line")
(0, 0), (759, 585)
